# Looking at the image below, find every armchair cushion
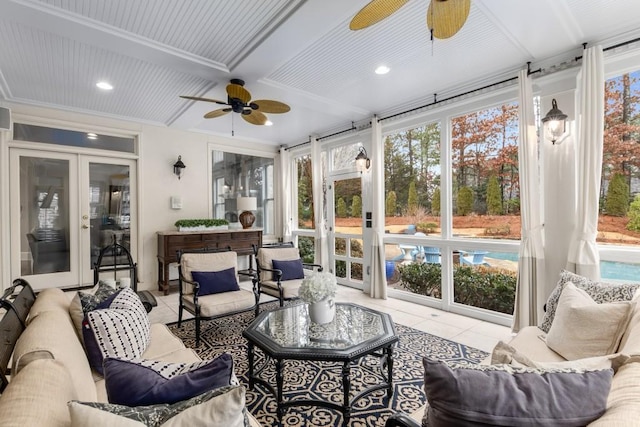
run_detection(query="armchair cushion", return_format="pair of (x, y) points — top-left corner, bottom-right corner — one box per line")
(191, 268), (240, 295)
(423, 358), (613, 427)
(257, 247), (300, 283)
(179, 252), (238, 295)
(103, 353), (236, 406)
(271, 259), (304, 281)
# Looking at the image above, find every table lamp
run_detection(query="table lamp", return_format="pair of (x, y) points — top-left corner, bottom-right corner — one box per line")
(237, 197), (257, 229)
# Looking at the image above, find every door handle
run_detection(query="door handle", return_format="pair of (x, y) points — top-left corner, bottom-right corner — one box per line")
(82, 224), (89, 229)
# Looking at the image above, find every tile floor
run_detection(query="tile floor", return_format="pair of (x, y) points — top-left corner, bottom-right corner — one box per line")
(148, 280), (514, 353)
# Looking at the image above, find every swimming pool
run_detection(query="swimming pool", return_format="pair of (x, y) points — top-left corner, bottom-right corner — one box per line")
(486, 252), (640, 282)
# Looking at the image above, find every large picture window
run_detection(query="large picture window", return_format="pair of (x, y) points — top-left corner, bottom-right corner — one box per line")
(211, 151), (274, 234)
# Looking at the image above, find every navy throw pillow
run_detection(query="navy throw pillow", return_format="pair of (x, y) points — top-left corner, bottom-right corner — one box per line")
(103, 353), (235, 406)
(191, 268), (239, 296)
(272, 258), (304, 281)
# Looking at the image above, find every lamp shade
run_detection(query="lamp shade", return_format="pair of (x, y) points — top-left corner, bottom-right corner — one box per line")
(237, 197), (257, 212)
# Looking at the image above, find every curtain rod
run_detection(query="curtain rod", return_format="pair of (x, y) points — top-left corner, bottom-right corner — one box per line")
(285, 35), (640, 150)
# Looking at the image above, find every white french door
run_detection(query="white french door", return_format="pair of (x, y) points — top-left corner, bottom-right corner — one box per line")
(327, 174), (364, 289)
(9, 148), (136, 290)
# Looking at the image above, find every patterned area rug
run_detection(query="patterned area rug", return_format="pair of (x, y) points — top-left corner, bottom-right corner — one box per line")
(167, 302), (488, 427)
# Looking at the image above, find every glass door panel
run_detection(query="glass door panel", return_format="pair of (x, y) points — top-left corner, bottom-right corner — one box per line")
(330, 177), (363, 288)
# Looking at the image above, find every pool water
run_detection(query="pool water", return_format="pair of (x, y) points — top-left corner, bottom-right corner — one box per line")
(486, 252), (640, 282)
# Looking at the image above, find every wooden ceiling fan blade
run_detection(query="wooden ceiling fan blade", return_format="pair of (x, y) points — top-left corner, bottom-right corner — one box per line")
(180, 95), (227, 105)
(226, 83), (251, 103)
(427, 0), (470, 39)
(252, 99), (290, 114)
(204, 108), (231, 119)
(350, 0), (410, 30)
(242, 111), (268, 126)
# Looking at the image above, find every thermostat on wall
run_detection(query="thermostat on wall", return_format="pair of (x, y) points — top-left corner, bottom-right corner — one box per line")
(171, 196), (183, 210)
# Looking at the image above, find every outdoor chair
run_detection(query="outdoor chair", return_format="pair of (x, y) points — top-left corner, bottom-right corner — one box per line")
(460, 250), (489, 266)
(253, 242), (323, 307)
(423, 246), (441, 264)
(177, 248), (258, 346)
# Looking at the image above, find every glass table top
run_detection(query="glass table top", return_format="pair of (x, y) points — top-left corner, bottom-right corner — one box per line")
(249, 303), (393, 351)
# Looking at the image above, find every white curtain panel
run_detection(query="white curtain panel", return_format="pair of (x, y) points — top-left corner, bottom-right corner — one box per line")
(566, 46), (604, 279)
(279, 148), (292, 242)
(512, 69), (545, 332)
(370, 116), (387, 299)
(311, 137), (329, 270)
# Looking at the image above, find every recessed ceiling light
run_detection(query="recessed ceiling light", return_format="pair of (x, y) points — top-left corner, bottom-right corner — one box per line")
(87, 132), (98, 140)
(265, 120), (273, 126)
(96, 81), (113, 90)
(375, 65), (390, 75)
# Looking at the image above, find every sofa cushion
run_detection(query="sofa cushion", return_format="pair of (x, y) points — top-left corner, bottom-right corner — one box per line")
(191, 268), (240, 295)
(68, 385), (249, 427)
(12, 309), (97, 401)
(505, 326), (565, 363)
(546, 283), (635, 360)
(103, 353), (236, 406)
(141, 323), (190, 360)
(0, 359), (76, 427)
(83, 288), (150, 375)
(619, 301), (640, 355)
(27, 287), (70, 324)
(272, 258), (305, 281)
(540, 270), (640, 333)
(423, 358), (613, 427)
(69, 281), (119, 341)
(588, 360), (640, 426)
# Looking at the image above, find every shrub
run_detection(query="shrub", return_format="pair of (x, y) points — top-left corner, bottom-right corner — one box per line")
(417, 222), (438, 234)
(486, 175), (502, 215)
(398, 263), (516, 315)
(431, 188), (441, 216)
(627, 194), (640, 232)
(605, 173), (629, 217)
(298, 236), (315, 264)
(336, 197), (348, 218)
(386, 191), (397, 216)
(457, 187), (474, 216)
(351, 195), (362, 217)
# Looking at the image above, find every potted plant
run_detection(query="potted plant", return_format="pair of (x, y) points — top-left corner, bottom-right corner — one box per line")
(298, 271), (337, 324)
(174, 218), (229, 232)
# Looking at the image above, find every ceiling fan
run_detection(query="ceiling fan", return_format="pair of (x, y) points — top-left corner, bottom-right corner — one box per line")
(350, 0), (471, 40)
(180, 79), (290, 126)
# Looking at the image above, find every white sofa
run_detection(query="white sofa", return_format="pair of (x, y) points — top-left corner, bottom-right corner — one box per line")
(387, 272), (640, 427)
(0, 287), (260, 426)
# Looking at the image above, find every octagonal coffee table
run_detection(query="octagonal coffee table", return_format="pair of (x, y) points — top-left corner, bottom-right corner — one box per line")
(242, 302), (398, 425)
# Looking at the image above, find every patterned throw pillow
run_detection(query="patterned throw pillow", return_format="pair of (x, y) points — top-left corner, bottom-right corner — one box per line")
(103, 353), (237, 406)
(540, 270), (640, 333)
(68, 385), (249, 427)
(69, 281), (119, 341)
(82, 288), (150, 375)
(423, 358), (613, 427)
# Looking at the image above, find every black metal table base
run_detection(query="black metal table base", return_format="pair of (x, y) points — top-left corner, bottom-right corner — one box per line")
(247, 345), (395, 426)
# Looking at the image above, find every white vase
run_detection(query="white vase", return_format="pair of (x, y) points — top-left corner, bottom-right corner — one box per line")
(308, 298), (335, 324)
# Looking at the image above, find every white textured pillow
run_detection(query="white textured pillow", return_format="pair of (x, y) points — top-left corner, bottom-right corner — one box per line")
(546, 282), (635, 360)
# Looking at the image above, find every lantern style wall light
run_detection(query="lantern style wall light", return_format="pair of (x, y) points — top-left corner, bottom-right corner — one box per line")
(541, 99), (569, 145)
(173, 155), (186, 179)
(355, 146), (371, 172)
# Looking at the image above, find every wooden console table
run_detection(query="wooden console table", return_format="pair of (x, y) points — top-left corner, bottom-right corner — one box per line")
(157, 228), (262, 295)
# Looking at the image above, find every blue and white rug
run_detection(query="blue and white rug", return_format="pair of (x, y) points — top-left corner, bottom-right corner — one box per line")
(168, 302), (488, 426)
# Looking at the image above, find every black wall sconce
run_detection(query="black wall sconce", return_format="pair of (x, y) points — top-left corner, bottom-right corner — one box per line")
(542, 99), (569, 145)
(173, 155), (186, 179)
(355, 146), (371, 172)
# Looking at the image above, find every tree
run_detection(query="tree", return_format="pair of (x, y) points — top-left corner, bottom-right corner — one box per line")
(407, 181), (418, 215)
(627, 194), (640, 232)
(486, 175), (502, 215)
(351, 195), (362, 217)
(431, 188), (441, 216)
(605, 173), (629, 216)
(386, 191), (397, 216)
(336, 197), (348, 218)
(457, 187), (474, 216)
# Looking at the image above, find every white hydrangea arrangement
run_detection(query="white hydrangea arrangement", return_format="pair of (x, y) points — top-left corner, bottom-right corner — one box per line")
(298, 272), (337, 304)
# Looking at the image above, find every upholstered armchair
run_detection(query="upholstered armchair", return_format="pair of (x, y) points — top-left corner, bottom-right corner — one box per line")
(177, 248), (258, 346)
(253, 242), (323, 307)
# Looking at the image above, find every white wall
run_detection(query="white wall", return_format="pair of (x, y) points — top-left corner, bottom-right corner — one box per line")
(0, 102), (278, 291)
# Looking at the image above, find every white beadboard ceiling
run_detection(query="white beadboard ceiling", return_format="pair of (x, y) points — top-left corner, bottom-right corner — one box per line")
(1, 0), (640, 146)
